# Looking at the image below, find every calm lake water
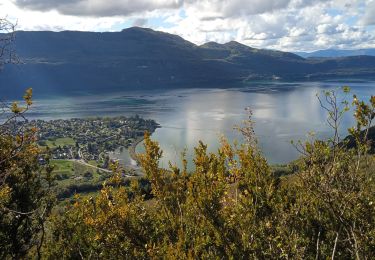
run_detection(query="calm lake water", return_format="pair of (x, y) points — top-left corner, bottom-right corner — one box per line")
(26, 81), (374, 168)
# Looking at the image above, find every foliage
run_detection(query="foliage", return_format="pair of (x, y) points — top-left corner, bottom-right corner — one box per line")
(42, 89), (375, 259)
(50, 159), (112, 199)
(0, 89), (54, 258)
(290, 87), (375, 259)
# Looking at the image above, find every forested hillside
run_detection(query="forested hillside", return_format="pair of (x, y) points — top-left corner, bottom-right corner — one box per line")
(1, 27), (375, 97)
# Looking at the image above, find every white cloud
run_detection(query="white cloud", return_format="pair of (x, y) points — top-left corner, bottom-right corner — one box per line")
(0, 0), (374, 51)
(11, 0), (297, 17)
(184, 0), (291, 18)
(160, 0), (374, 51)
(132, 18), (148, 27)
(362, 0), (375, 25)
(1, 1), (127, 31)
(12, 0), (183, 17)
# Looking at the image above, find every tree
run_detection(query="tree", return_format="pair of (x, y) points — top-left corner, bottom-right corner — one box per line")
(0, 19), (55, 256)
(0, 18), (17, 69)
(42, 90), (375, 259)
(291, 88), (375, 258)
(0, 89), (55, 258)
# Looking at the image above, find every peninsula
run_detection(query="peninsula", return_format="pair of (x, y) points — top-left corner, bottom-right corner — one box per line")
(32, 115), (159, 169)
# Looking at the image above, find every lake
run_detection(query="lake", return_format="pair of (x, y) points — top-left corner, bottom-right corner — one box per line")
(26, 80), (374, 168)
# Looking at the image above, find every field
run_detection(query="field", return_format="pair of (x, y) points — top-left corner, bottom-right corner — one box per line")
(51, 160), (112, 199)
(45, 137), (75, 148)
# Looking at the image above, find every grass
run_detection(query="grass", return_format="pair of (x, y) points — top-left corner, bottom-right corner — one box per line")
(88, 160), (99, 167)
(271, 164), (295, 177)
(45, 137), (75, 148)
(52, 160), (74, 174)
(51, 160), (111, 199)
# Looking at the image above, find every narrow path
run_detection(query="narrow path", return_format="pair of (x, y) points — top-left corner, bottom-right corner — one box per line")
(58, 136), (145, 176)
(69, 159), (112, 173)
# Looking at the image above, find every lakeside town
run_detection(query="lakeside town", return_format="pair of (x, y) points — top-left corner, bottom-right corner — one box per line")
(32, 116), (159, 169)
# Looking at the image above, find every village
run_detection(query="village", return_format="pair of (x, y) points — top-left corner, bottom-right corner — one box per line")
(33, 115), (159, 168)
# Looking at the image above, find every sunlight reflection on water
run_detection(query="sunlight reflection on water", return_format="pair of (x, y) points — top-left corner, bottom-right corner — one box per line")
(26, 81), (374, 168)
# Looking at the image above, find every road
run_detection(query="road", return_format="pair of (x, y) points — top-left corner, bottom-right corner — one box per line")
(69, 159), (112, 173)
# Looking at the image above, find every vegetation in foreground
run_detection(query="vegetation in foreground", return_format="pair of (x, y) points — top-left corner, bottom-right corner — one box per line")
(49, 160), (111, 199)
(0, 87), (374, 259)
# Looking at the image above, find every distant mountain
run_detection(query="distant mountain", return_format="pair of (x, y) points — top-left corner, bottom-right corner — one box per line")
(296, 49), (375, 58)
(1, 27), (375, 98)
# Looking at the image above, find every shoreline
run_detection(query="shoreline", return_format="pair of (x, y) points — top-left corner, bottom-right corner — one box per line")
(128, 136), (144, 164)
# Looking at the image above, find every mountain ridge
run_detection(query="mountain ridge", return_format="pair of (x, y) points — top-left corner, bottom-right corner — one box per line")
(1, 27), (374, 98)
(296, 48), (375, 58)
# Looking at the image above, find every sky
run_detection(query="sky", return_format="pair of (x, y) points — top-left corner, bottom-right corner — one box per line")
(0, 0), (374, 52)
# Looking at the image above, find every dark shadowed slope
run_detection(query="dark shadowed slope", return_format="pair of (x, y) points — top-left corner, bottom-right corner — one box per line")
(1, 27), (375, 98)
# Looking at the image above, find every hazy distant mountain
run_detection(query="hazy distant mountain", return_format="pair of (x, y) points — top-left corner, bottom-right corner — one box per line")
(1, 27), (375, 98)
(296, 49), (375, 58)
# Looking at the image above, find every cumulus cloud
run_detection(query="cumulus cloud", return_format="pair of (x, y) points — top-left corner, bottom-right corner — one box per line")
(159, 0), (374, 51)
(133, 18), (148, 27)
(1, 1), (127, 31)
(184, 0), (291, 18)
(12, 0), (325, 17)
(362, 0), (375, 25)
(3, 0), (375, 51)
(13, 0), (184, 17)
